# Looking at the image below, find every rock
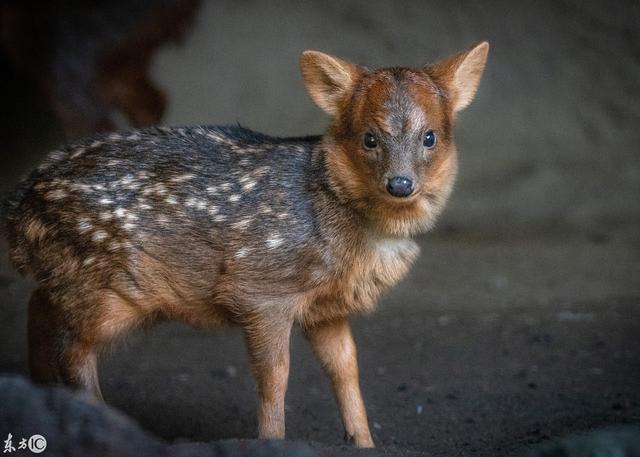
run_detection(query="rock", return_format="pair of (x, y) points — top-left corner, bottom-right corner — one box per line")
(0, 376), (315, 457)
(0, 376), (165, 457)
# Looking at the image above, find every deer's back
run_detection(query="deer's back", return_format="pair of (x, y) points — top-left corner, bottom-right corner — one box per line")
(4, 126), (326, 305)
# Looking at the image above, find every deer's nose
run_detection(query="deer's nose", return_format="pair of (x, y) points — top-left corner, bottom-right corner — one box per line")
(386, 176), (414, 198)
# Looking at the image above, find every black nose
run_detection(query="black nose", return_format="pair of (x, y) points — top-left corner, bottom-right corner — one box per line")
(386, 176), (414, 198)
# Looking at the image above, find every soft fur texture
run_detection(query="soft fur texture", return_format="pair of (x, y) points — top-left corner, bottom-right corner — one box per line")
(3, 42), (488, 448)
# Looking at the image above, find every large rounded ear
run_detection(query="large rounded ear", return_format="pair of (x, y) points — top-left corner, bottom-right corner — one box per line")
(300, 50), (362, 116)
(428, 41), (489, 113)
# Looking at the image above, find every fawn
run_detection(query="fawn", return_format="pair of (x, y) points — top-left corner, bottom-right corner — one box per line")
(3, 42), (488, 447)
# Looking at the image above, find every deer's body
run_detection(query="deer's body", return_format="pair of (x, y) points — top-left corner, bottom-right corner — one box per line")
(3, 43), (488, 447)
(8, 126), (417, 328)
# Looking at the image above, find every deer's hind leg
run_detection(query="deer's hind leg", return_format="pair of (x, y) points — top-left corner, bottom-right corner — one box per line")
(28, 287), (145, 400)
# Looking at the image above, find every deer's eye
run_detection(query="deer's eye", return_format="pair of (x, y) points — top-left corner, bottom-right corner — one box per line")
(363, 132), (378, 149)
(423, 130), (436, 149)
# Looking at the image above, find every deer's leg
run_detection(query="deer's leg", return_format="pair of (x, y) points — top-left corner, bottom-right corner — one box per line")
(243, 314), (293, 440)
(304, 319), (374, 448)
(28, 287), (103, 398)
(28, 287), (144, 400)
(28, 288), (62, 385)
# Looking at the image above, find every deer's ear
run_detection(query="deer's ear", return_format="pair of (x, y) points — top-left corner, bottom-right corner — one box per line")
(428, 41), (489, 113)
(300, 50), (362, 116)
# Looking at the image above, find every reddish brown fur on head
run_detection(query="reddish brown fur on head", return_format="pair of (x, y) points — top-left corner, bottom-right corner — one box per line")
(301, 42), (489, 237)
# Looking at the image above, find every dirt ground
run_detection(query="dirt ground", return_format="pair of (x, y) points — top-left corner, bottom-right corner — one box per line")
(0, 1), (639, 456)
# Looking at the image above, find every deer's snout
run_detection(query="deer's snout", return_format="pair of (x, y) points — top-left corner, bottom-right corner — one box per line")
(386, 176), (414, 198)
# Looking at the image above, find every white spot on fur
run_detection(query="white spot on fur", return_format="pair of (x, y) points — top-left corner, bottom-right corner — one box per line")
(253, 166), (271, 177)
(122, 222), (136, 231)
(236, 248), (249, 258)
(206, 186), (218, 194)
(99, 198), (114, 205)
(127, 133), (141, 141)
(205, 130), (236, 145)
(70, 183), (93, 193)
(183, 197), (207, 209)
(171, 174), (194, 183)
(228, 194), (241, 203)
(219, 182), (232, 191)
(119, 175), (134, 186)
(83, 257), (96, 266)
(266, 236), (283, 249)
(77, 219), (93, 234)
(89, 140), (103, 148)
(165, 195), (178, 205)
(232, 218), (252, 230)
(114, 207), (127, 218)
(92, 230), (108, 242)
(206, 131), (222, 141)
(51, 178), (70, 187)
(213, 214), (227, 222)
(70, 147), (87, 159)
(49, 151), (65, 161)
(242, 181), (257, 192)
(106, 159), (121, 166)
(151, 183), (168, 195)
(45, 189), (67, 201)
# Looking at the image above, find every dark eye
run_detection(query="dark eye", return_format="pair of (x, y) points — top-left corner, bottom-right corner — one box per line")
(423, 130), (436, 149)
(363, 132), (378, 149)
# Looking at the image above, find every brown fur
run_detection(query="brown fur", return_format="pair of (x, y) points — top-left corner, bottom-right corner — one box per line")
(4, 42), (488, 448)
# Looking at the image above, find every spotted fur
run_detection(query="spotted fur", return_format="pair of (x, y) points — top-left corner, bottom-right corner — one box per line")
(2, 42), (489, 448)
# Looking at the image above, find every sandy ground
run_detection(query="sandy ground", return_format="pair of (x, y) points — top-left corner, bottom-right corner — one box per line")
(0, 0), (639, 456)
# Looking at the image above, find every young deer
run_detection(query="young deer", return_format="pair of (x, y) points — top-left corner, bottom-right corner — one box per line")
(3, 42), (488, 447)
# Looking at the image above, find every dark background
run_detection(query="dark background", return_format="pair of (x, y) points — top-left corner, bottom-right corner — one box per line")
(1, 1), (639, 456)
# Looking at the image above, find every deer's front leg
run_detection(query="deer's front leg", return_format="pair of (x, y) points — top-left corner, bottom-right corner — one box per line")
(244, 314), (293, 440)
(304, 319), (374, 448)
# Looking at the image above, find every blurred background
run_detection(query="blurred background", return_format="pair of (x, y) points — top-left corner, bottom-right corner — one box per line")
(0, 1), (638, 456)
